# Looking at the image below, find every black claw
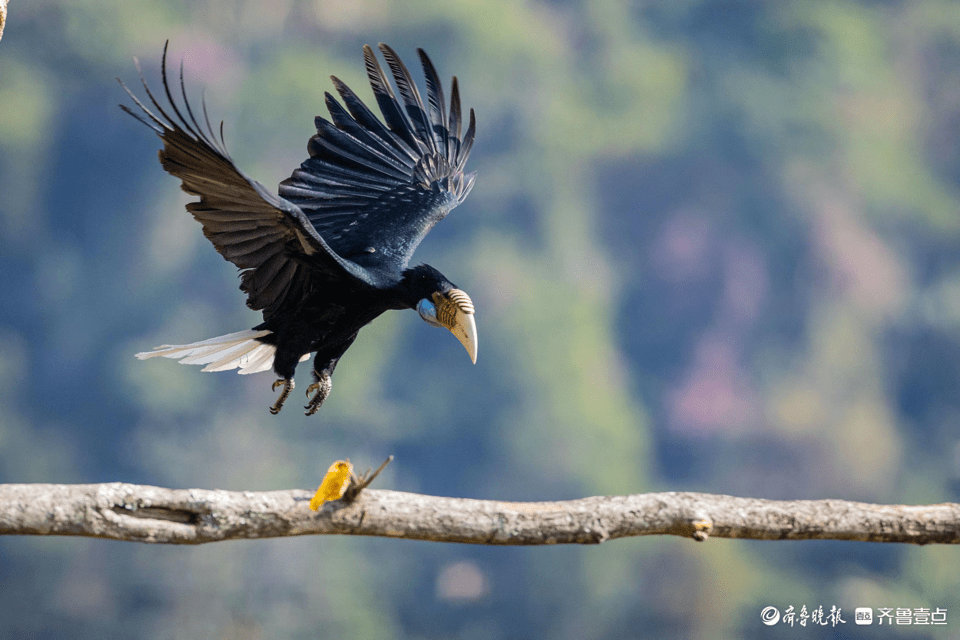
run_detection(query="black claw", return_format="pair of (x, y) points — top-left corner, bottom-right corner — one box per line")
(270, 378), (294, 415)
(304, 374), (332, 416)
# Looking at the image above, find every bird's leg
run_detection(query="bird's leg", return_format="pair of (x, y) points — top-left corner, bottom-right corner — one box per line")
(270, 378), (294, 415)
(304, 372), (332, 416)
(304, 339), (355, 417)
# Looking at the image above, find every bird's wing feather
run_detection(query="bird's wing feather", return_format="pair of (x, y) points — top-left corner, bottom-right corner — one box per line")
(119, 43), (374, 319)
(278, 44), (477, 271)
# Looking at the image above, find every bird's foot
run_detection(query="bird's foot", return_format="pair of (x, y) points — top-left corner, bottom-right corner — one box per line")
(269, 378), (294, 415)
(304, 374), (332, 416)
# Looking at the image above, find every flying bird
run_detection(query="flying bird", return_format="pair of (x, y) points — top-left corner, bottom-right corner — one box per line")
(122, 43), (477, 416)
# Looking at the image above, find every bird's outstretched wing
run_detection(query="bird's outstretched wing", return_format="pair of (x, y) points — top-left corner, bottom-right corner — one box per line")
(278, 44), (477, 271)
(119, 43), (373, 319)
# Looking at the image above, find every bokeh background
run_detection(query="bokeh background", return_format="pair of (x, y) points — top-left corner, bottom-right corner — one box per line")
(3, 0), (960, 638)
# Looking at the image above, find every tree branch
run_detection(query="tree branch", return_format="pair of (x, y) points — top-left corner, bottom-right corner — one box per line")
(1, 483), (958, 545)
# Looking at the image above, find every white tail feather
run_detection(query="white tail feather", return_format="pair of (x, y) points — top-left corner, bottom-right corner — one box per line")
(202, 340), (267, 372)
(238, 344), (278, 374)
(135, 329), (310, 375)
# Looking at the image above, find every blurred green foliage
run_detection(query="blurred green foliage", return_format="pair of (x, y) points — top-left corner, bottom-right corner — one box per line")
(2, 0), (960, 638)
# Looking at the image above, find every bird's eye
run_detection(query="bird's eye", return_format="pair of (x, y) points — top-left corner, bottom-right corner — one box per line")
(417, 298), (444, 328)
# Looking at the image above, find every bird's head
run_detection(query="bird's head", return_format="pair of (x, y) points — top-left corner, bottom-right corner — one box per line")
(403, 265), (477, 364)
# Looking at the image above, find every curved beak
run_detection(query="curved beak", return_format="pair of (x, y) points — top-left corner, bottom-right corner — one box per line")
(433, 289), (478, 364)
(450, 311), (478, 364)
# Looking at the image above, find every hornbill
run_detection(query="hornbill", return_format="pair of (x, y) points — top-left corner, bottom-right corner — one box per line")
(122, 43), (477, 416)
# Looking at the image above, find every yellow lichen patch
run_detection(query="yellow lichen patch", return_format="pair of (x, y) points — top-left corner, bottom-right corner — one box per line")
(309, 460), (354, 511)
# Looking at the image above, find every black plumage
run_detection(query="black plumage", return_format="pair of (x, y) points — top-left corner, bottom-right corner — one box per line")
(124, 43), (478, 415)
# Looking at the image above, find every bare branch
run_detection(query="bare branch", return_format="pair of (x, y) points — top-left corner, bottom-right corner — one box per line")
(1, 483), (958, 545)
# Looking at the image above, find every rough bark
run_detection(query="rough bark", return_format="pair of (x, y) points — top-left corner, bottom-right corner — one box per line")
(1, 483), (958, 545)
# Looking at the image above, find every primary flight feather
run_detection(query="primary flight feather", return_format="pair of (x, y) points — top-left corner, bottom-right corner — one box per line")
(122, 43), (478, 416)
